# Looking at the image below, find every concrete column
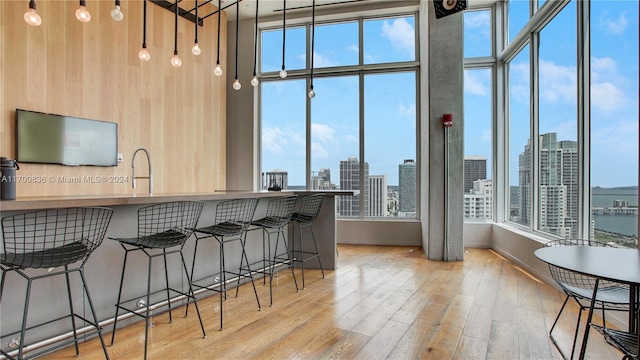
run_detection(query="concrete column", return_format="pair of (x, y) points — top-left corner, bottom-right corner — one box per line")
(423, 1), (464, 261)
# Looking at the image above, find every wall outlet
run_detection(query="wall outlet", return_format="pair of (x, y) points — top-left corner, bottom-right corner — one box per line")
(117, 153), (123, 163)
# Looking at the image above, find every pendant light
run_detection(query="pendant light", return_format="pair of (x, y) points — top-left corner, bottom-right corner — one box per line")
(192, 0), (201, 55)
(138, 0), (151, 61)
(308, 0), (316, 98)
(170, 0), (182, 67)
(75, 0), (91, 23)
(232, 0), (241, 90)
(213, 0), (223, 76)
(250, 0), (260, 87)
(279, 0), (287, 78)
(24, 0), (42, 26)
(111, 0), (124, 21)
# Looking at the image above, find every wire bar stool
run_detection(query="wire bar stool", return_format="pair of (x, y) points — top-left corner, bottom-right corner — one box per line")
(244, 195), (299, 306)
(0, 207), (113, 360)
(289, 193), (325, 289)
(189, 198), (260, 330)
(109, 201), (206, 360)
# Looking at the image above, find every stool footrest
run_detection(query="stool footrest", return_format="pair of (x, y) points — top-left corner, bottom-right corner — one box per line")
(114, 287), (197, 319)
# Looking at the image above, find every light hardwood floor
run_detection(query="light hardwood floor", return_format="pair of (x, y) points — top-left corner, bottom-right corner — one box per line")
(38, 245), (622, 360)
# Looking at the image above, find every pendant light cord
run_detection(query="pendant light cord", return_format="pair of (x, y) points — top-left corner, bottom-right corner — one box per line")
(234, 0), (239, 79)
(281, 0), (286, 71)
(310, 0), (315, 84)
(174, 0), (178, 54)
(253, 0), (259, 77)
(216, 0), (221, 65)
(142, 0), (147, 48)
(194, 0), (198, 44)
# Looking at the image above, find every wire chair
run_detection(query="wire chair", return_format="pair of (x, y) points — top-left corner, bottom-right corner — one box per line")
(246, 195), (299, 306)
(544, 239), (630, 360)
(0, 207), (113, 360)
(289, 193), (325, 289)
(190, 198), (260, 330)
(109, 201), (206, 360)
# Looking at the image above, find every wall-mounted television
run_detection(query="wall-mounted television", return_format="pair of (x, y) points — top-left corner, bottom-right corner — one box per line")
(16, 109), (118, 166)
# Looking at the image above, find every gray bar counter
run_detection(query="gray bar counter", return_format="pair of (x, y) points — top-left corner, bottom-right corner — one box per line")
(0, 190), (350, 354)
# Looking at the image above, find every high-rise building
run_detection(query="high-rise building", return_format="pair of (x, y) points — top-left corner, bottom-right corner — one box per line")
(368, 175), (388, 217)
(518, 133), (577, 238)
(339, 157), (369, 217)
(311, 168), (336, 190)
(464, 156), (487, 194)
(398, 159), (416, 214)
(263, 170), (288, 190)
(464, 179), (493, 219)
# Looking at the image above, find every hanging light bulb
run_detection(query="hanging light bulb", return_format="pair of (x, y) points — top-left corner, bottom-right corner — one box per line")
(251, 0), (260, 87)
(192, 43), (201, 56)
(111, 0), (124, 21)
(280, 0), (287, 79)
(192, 0), (201, 56)
(171, 52), (182, 67)
(232, 0), (241, 91)
(139, 47), (151, 61)
(308, 87), (316, 98)
(24, 0), (42, 26)
(214, 0), (223, 77)
(170, 0), (181, 67)
(75, 0), (91, 23)
(139, 0), (150, 61)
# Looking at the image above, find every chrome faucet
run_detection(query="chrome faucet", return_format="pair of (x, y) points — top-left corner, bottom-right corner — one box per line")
(132, 148), (153, 195)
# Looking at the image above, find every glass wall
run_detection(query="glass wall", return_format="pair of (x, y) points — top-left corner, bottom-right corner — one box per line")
(536, 1), (577, 238)
(260, 14), (418, 220)
(589, 1), (639, 246)
(508, 46), (530, 227)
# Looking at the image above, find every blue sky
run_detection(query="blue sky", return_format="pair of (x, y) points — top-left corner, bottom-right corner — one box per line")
(261, 2), (638, 189)
(464, 0), (639, 188)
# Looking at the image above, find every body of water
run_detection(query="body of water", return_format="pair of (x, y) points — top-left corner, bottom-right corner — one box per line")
(592, 187), (638, 237)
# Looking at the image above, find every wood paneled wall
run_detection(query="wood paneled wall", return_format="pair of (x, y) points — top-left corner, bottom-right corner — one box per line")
(0, 0), (227, 196)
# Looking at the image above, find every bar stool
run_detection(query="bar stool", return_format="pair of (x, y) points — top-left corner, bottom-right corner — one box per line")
(0, 207), (113, 360)
(190, 198), (260, 330)
(109, 201), (206, 360)
(245, 195), (299, 306)
(289, 193), (325, 289)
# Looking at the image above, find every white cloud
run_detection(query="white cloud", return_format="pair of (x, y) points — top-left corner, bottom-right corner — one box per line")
(464, 11), (490, 29)
(591, 56), (628, 112)
(509, 62), (530, 104)
(464, 71), (489, 96)
(603, 11), (629, 35)
(381, 18), (415, 57)
(297, 52), (338, 68)
(344, 134), (358, 143)
(398, 102), (416, 119)
(311, 123), (336, 144)
(347, 44), (359, 54)
(539, 59), (577, 104)
(262, 126), (304, 156)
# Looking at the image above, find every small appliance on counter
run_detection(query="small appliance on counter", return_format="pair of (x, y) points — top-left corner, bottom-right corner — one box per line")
(0, 157), (19, 200)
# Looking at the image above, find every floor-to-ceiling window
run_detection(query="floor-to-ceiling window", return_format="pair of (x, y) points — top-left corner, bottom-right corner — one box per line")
(589, 1), (639, 246)
(259, 13), (418, 220)
(537, 1), (577, 238)
(463, 9), (494, 221)
(501, 0), (638, 246)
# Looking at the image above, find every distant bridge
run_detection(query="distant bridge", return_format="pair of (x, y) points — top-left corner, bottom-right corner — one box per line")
(592, 207), (638, 215)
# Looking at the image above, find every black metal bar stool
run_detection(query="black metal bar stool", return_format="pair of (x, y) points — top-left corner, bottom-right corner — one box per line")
(289, 193), (325, 289)
(244, 195), (299, 306)
(189, 197), (260, 330)
(0, 207), (113, 360)
(109, 201), (206, 360)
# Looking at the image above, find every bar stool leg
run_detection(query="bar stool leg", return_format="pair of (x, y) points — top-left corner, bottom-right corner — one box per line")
(17, 277), (33, 360)
(162, 249), (173, 323)
(275, 230), (298, 292)
(110, 248), (130, 346)
(178, 252), (207, 338)
(143, 254), (153, 360)
(240, 234), (261, 311)
(309, 225), (325, 279)
(78, 269), (110, 359)
(64, 266), (80, 356)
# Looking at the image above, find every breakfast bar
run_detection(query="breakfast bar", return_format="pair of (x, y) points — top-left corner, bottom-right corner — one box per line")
(0, 191), (348, 355)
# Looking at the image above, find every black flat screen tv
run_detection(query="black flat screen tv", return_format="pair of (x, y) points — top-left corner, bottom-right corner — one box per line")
(16, 109), (118, 166)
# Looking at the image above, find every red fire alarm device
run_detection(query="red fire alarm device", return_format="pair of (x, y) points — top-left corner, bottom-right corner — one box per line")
(443, 113), (453, 128)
